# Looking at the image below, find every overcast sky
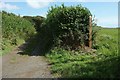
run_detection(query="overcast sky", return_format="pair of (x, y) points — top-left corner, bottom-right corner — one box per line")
(0, 0), (119, 28)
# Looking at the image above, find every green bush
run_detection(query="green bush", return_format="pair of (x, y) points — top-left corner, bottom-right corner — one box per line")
(1, 11), (36, 54)
(23, 16), (45, 32)
(45, 4), (97, 50)
(2, 11), (36, 40)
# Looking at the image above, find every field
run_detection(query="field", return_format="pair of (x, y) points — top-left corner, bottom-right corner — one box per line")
(99, 28), (118, 39)
(46, 28), (120, 78)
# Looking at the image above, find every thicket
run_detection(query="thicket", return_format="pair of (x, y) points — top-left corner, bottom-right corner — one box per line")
(2, 11), (36, 54)
(23, 16), (45, 32)
(45, 4), (119, 78)
(44, 4), (97, 50)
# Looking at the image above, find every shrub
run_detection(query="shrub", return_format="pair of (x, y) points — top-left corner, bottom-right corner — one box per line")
(2, 11), (36, 52)
(45, 4), (97, 50)
(23, 16), (45, 32)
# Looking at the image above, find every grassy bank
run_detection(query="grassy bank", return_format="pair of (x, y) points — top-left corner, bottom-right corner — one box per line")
(1, 38), (25, 56)
(46, 28), (119, 78)
(1, 11), (36, 56)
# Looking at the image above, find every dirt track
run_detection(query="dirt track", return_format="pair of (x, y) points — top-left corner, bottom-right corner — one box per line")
(2, 43), (53, 78)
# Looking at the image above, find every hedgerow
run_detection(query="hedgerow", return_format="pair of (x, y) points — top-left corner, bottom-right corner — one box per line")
(23, 16), (45, 32)
(2, 11), (36, 54)
(45, 4), (97, 50)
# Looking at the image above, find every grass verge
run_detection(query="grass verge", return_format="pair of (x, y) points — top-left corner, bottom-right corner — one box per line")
(45, 28), (119, 78)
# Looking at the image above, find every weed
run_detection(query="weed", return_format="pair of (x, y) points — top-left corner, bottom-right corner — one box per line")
(46, 28), (119, 78)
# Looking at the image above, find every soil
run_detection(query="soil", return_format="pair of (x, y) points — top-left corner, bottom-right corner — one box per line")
(2, 42), (54, 78)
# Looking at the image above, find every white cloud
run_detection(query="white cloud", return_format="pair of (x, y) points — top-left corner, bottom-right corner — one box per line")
(0, 2), (19, 10)
(26, 0), (54, 9)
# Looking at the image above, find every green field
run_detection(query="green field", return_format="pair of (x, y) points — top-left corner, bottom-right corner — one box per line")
(96, 28), (118, 56)
(46, 28), (119, 78)
(98, 28), (118, 39)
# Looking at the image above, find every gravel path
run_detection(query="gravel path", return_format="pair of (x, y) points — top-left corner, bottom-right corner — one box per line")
(2, 43), (53, 78)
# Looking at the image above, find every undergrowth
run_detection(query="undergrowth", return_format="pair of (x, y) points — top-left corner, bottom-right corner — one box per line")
(46, 28), (119, 78)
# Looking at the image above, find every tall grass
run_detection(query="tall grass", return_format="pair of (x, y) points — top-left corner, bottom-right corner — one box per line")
(46, 28), (119, 78)
(95, 28), (118, 57)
